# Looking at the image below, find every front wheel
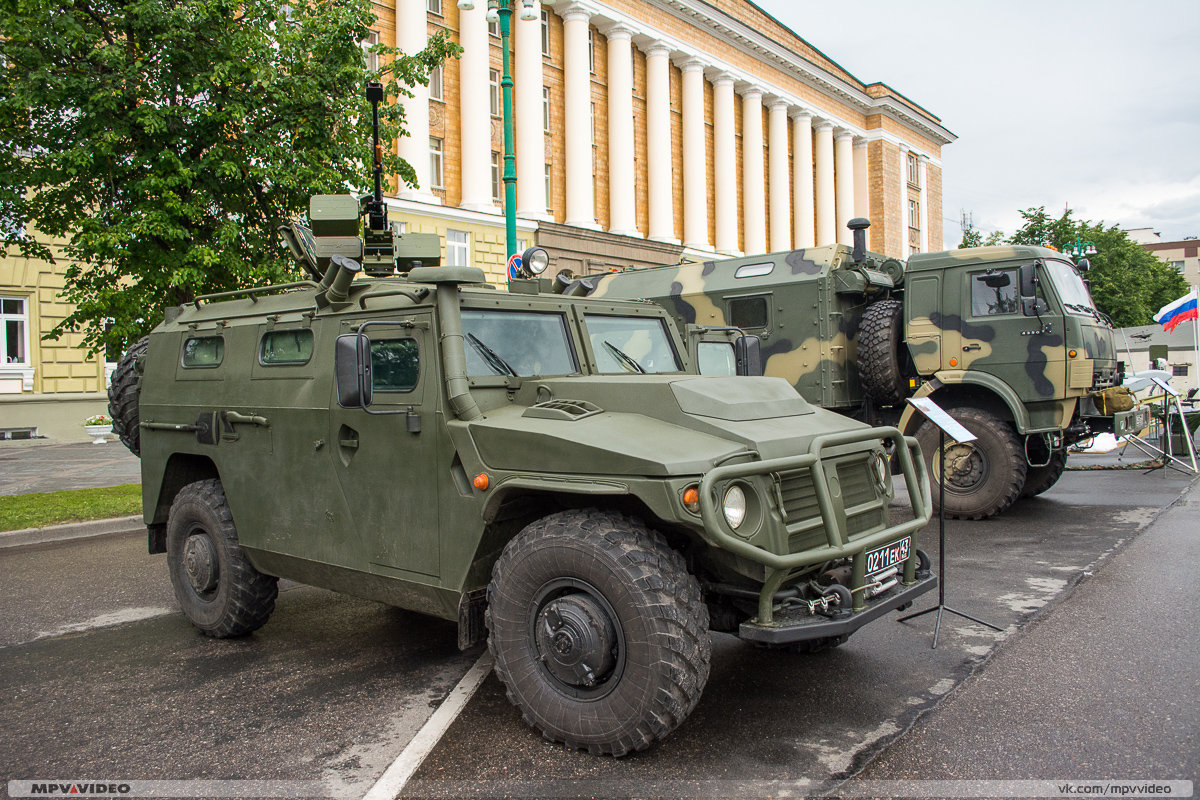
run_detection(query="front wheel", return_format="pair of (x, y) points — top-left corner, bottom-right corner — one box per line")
(166, 479), (278, 637)
(914, 406), (1026, 520)
(486, 509), (710, 756)
(1021, 448), (1068, 498)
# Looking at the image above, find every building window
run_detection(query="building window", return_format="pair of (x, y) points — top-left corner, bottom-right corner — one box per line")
(491, 152), (502, 202)
(1170, 260), (1185, 273)
(429, 137), (444, 189)
(631, 46), (637, 81)
(488, 20), (499, 37)
(362, 30), (379, 74)
(429, 65), (443, 101)
(1, 296), (29, 365)
(590, 102), (596, 146)
(447, 229), (469, 267)
(542, 87), (551, 132)
(427, 0), (442, 15)
(489, 69), (500, 117)
(907, 153), (919, 186)
(544, 163), (552, 211)
(908, 198), (920, 230)
(1173, 364), (1190, 377)
(540, 9), (550, 56)
(587, 29), (595, 73)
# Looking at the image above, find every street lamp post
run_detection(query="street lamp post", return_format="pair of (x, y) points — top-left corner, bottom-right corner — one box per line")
(460, 0), (538, 267)
(1065, 233), (1098, 262)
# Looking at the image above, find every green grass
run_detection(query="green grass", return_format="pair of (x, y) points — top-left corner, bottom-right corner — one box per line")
(0, 484), (142, 532)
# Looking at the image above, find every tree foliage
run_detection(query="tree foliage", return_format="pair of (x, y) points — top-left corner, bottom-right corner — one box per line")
(1, 0), (459, 355)
(968, 206), (1188, 327)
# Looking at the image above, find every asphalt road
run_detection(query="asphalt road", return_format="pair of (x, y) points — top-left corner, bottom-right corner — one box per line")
(1, 460), (1194, 800)
(0, 440), (141, 496)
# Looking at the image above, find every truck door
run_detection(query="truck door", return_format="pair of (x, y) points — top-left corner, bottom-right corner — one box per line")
(328, 315), (441, 579)
(956, 266), (1065, 402)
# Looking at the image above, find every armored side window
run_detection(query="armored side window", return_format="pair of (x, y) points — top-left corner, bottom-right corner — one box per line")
(370, 338), (419, 392)
(461, 310), (577, 377)
(181, 336), (224, 368)
(729, 295), (769, 329)
(260, 329), (314, 365)
(970, 269), (1019, 317)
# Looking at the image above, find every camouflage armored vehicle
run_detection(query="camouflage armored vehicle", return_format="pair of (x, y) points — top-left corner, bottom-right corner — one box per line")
(109, 106), (936, 752)
(568, 219), (1147, 520)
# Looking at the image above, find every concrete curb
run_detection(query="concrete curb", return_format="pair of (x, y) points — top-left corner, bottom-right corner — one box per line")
(0, 515), (145, 550)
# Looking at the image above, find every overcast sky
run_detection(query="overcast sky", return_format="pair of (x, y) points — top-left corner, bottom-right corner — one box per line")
(757, 0), (1200, 247)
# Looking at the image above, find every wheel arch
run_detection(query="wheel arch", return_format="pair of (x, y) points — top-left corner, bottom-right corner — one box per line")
(897, 373), (1027, 437)
(148, 452), (221, 527)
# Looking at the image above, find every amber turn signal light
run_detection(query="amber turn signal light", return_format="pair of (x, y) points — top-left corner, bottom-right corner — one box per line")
(682, 485), (701, 514)
(473, 473), (490, 491)
(949, 357), (958, 367)
(1069, 350), (1078, 358)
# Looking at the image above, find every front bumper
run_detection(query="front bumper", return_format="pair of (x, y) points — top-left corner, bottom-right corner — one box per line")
(739, 571), (937, 645)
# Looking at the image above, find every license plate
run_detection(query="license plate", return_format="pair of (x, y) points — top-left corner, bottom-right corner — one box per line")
(864, 537), (911, 577)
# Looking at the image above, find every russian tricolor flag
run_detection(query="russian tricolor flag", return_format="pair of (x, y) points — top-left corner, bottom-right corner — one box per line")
(1154, 290), (1199, 333)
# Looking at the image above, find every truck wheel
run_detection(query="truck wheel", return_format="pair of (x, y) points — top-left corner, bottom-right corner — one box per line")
(914, 406), (1026, 520)
(166, 479), (278, 638)
(858, 299), (908, 406)
(1021, 449), (1068, 498)
(108, 336), (149, 456)
(486, 509), (711, 756)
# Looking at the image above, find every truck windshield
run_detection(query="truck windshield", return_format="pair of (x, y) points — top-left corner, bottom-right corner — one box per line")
(584, 315), (683, 374)
(1043, 260), (1099, 316)
(461, 310), (578, 377)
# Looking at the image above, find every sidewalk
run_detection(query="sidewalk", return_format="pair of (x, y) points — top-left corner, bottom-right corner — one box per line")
(0, 439), (141, 496)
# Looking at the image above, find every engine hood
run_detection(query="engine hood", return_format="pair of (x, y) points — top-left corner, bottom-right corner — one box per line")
(467, 375), (871, 476)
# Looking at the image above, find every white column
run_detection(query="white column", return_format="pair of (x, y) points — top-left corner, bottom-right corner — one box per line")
(458, 1), (494, 212)
(898, 144), (910, 257)
(741, 86), (766, 256)
(680, 58), (709, 250)
(563, 5), (596, 228)
(791, 110), (815, 248)
(918, 154), (930, 252)
(712, 73), (738, 255)
(515, 4), (547, 217)
(606, 24), (639, 237)
(814, 121), (835, 245)
(645, 43), (676, 243)
(834, 130), (855, 246)
(396, 0), (438, 202)
(853, 136), (869, 248)
(767, 99), (791, 252)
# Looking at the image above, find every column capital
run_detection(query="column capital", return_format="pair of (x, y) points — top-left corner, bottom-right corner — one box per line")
(711, 71), (736, 87)
(560, 2), (591, 23)
(676, 56), (706, 73)
(853, 135), (868, 149)
(766, 97), (790, 112)
(834, 129), (855, 143)
(814, 120), (834, 133)
(789, 108), (813, 122)
(740, 84), (767, 98)
(918, 152), (930, 163)
(602, 21), (636, 41)
(898, 142), (910, 154)
(645, 40), (671, 58)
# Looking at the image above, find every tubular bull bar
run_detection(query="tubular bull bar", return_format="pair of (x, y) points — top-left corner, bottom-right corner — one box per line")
(699, 426), (935, 640)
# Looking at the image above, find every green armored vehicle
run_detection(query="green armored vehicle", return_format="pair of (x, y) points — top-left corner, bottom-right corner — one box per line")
(569, 219), (1147, 520)
(109, 108), (936, 752)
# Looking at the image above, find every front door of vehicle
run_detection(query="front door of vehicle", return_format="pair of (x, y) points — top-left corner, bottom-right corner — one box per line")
(328, 314), (441, 578)
(954, 265), (1065, 403)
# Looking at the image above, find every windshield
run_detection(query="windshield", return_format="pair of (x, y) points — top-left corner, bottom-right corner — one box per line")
(584, 315), (683, 374)
(1043, 260), (1098, 316)
(461, 310), (578, 377)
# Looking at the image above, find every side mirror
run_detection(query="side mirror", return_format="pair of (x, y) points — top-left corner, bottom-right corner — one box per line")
(735, 335), (763, 376)
(1019, 262), (1038, 298)
(1076, 258), (1090, 272)
(335, 333), (373, 408)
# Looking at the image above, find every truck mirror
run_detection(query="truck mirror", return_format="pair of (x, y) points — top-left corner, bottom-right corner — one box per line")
(1022, 297), (1050, 316)
(735, 335), (763, 376)
(978, 270), (1011, 289)
(335, 333), (373, 408)
(1019, 263), (1038, 298)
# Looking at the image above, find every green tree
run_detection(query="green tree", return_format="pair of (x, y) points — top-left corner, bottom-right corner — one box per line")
(1001, 206), (1188, 327)
(1, 0), (459, 355)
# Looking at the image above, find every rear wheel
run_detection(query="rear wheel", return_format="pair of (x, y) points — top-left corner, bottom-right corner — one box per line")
(486, 509), (710, 756)
(858, 299), (909, 406)
(166, 479), (278, 637)
(1021, 448), (1068, 498)
(914, 406), (1026, 520)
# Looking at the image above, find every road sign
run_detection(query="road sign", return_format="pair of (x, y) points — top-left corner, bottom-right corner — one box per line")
(506, 255), (522, 281)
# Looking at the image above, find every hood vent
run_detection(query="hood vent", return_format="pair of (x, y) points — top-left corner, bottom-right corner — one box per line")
(523, 399), (604, 422)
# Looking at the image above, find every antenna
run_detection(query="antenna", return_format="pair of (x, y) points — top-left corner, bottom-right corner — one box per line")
(365, 81), (387, 232)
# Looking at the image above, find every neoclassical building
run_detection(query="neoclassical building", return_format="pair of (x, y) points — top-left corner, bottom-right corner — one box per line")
(376, 0), (954, 280)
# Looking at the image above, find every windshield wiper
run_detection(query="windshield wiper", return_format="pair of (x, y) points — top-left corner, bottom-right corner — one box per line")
(603, 340), (646, 374)
(467, 333), (517, 377)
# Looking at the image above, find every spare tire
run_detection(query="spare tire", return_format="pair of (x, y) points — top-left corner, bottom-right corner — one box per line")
(108, 335), (149, 457)
(858, 299), (908, 406)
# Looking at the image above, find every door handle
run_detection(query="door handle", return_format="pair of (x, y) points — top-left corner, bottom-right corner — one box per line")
(962, 344), (982, 352)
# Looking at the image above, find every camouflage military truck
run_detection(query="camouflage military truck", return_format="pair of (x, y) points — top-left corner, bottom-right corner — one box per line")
(567, 219), (1147, 520)
(109, 168), (937, 752)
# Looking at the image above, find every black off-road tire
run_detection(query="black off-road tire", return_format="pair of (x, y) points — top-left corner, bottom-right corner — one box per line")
(108, 335), (149, 456)
(1021, 449), (1068, 498)
(166, 479), (278, 638)
(858, 299), (908, 406)
(486, 509), (711, 756)
(914, 406), (1027, 520)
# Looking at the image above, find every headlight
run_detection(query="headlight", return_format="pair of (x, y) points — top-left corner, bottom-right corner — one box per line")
(723, 485), (747, 529)
(520, 246), (550, 276)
